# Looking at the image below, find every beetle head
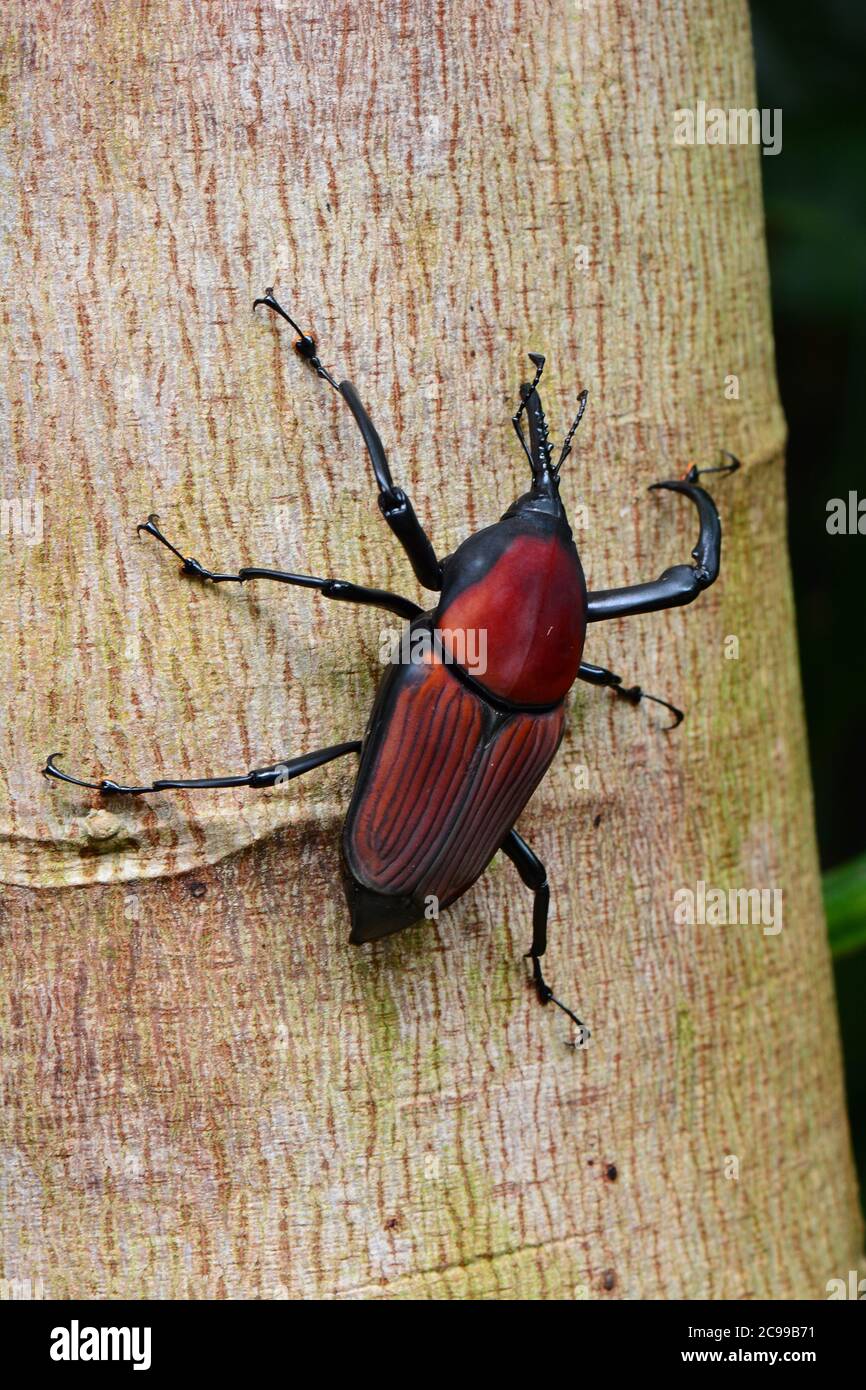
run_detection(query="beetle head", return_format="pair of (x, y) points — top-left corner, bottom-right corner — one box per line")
(506, 354), (588, 521)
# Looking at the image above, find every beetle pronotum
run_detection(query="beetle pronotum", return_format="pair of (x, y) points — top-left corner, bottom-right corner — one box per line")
(45, 290), (738, 1037)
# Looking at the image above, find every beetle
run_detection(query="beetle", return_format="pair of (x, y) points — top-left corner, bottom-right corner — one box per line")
(44, 288), (739, 1036)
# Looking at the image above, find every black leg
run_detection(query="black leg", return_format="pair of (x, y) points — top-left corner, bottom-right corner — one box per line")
(42, 741), (361, 796)
(253, 288), (443, 592)
(136, 515), (421, 622)
(578, 661), (683, 729)
(501, 829), (589, 1039)
(586, 455), (740, 623)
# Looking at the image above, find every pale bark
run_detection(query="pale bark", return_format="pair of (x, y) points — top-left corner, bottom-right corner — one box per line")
(0, 0), (861, 1298)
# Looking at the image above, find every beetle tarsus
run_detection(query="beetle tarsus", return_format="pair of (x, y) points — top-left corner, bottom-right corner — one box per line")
(614, 684), (684, 730)
(137, 514), (244, 583)
(502, 830), (589, 1038)
(137, 512), (185, 562)
(42, 752), (92, 787)
(42, 744), (362, 797)
(528, 953), (589, 1038)
(682, 450), (741, 484)
(252, 288), (339, 389)
(137, 519), (421, 616)
(42, 752), (141, 794)
(578, 661), (684, 729)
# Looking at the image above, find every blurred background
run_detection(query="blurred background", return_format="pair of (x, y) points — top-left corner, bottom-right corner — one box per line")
(751, 1), (866, 1206)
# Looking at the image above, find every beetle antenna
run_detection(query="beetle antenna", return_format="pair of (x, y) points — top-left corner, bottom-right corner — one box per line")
(512, 353), (546, 472)
(253, 287), (340, 391)
(554, 389), (588, 473)
(511, 416), (534, 469)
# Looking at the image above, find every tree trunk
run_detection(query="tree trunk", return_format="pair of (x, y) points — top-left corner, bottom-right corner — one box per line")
(0, 0), (861, 1299)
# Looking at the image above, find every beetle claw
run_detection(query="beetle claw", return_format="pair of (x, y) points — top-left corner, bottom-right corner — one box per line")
(548, 989), (590, 1042)
(683, 451), (742, 484)
(643, 691), (685, 729)
(42, 752), (105, 791)
(526, 954), (588, 1039)
(253, 287), (339, 388)
(136, 512), (161, 538)
(136, 513), (189, 566)
(613, 684), (684, 729)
